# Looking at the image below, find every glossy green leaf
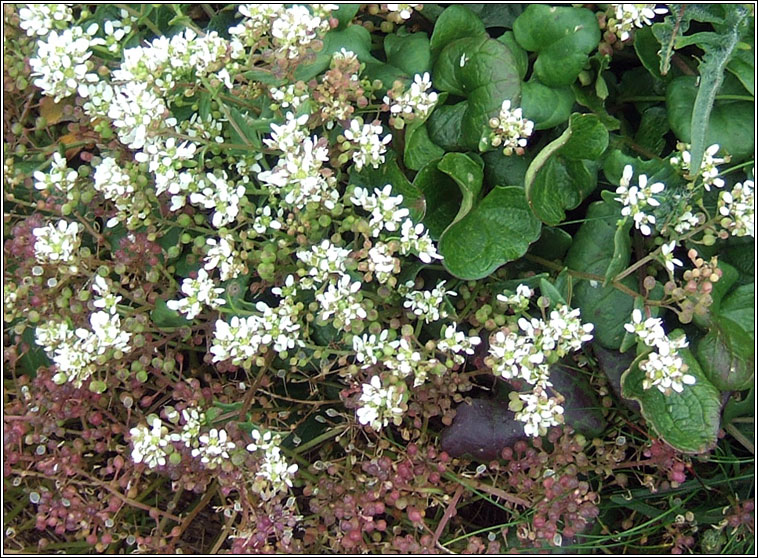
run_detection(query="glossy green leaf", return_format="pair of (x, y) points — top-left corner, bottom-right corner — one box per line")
(467, 4), (524, 30)
(696, 317), (754, 391)
(404, 122), (444, 171)
(539, 278), (566, 307)
(634, 106), (670, 156)
(564, 201), (637, 349)
(385, 30), (431, 77)
(438, 186), (541, 280)
(17, 326), (49, 377)
(332, 4), (361, 29)
(621, 348), (721, 454)
(429, 4), (486, 59)
(426, 103), (467, 151)
(497, 31), (528, 80)
(412, 160), (461, 239)
(432, 35), (521, 150)
(437, 152), (484, 225)
(513, 5), (600, 87)
(482, 149), (532, 189)
(634, 25), (666, 81)
(521, 80), (574, 130)
(727, 44), (755, 95)
(528, 226), (573, 261)
(718, 283), (755, 338)
(524, 113), (607, 225)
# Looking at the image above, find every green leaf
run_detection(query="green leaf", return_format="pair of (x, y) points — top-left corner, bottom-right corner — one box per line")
(412, 159), (461, 239)
(404, 122), (444, 171)
(332, 4), (361, 29)
(634, 106), (670, 156)
(551, 364), (607, 438)
(528, 226), (573, 261)
(524, 113), (608, 225)
(432, 35), (521, 150)
(512, 5), (600, 87)
(666, 75), (754, 162)
(564, 201), (637, 349)
(437, 152), (484, 225)
(482, 149), (532, 189)
(634, 25), (666, 81)
(727, 44), (755, 95)
(438, 186), (541, 280)
(606, 216), (633, 285)
(151, 299), (190, 328)
(350, 152), (425, 221)
(497, 31), (528, 80)
(686, 6), (751, 173)
(602, 149), (666, 186)
(521, 80), (574, 130)
(17, 325), (49, 377)
(621, 348), (721, 454)
(467, 4), (524, 29)
(717, 283), (755, 339)
(385, 30), (431, 77)
(539, 278), (566, 307)
(696, 317), (754, 391)
(426, 103), (467, 151)
(429, 5), (486, 59)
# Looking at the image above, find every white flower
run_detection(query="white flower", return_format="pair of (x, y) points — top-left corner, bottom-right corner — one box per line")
(296, 240), (351, 284)
(130, 417), (170, 469)
(192, 428), (236, 467)
(29, 25), (104, 102)
(437, 324), (481, 364)
(189, 171), (246, 228)
(246, 429), (298, 500)
(366, 242), (397, 284)
(18, 4), (73, 37)
(32, 220), (81, 264)
(107, 81), (169, 150)
(399, 219), (442, 263)
(343, 118), (392, 171)
(170, 407), (206, 448)
(352, 330), (391, 368)
(497, 284), (533, 311)
(624, 308), (667, 347)
(615, 165), (665, 236)
(350, 185), (410, 237)
(670, 142), (727, 191)
(356, 376), (406, 430)
(384, 72), (439, 121)
(167, 269), (226, 320)
(386, 4), (421, 20)
(403, 280), (456, 323)
(718, 179), (754, 237)
(89, 311), (131, 354)
(660, 241), (683, 273)
(204, 235), (245, 281)
(640, 350), (696, 395)
(485, 100), (534, 156)
(33, 153), (78, 192)
(513, 388), (564, 437)
(608, 4), (668, 41)
(316, 276), (366, 328)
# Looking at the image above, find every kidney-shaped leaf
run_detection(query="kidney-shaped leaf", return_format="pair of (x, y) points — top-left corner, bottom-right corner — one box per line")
(438, 186), (541, 280)
(621, 348), (721, 454)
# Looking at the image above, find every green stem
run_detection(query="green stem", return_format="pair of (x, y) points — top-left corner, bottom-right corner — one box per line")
(292, 425), (347, 455)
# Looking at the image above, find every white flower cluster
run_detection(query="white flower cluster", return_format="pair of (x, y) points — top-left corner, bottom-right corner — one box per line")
(399, 219), (443, 264)
(169, 407), (206, 448)
(32, 220), (81, 265)
(114, 28), (238, 94)
(343, 118), (392, 171)
(167, 269), (226, 320)
(191, 428), (236, 468)
(33, 153), (78, 193)
(270, 83), (310, 110)
(615, 164), (664, 236)
(366, 242), (398, 284)
(624, 309), (695, 395)
(246, 429), (299, 500)
(718, 178), (754, 238)
(296, 240), (351, 285)
(402, 280), (456, 323)
(485, 100), (534, 156)
(386, 4), (422, 21)
(488, 287), (594, 437)
(138, 136), (198, 197)
(189, 171), (246, 228)
(437, 324), (482, 365)
(496, 284), (533, 313)
(670, 143), (727, 191)
(316, 275), (367, 328)
(356, 376), (406, 431)
(211, 297), (302, 366)
(93, 156), (149, 228)
(29, 25), (104, 102)
(130, 417), (171, 469)
(204, 234), (246, 281)
(35, 281), (132, 388)
(384, 72), (439, 122)
(18, 4), (73, 37)
(258, 113), (339, 210)
(607, 4), (668, 41)
(230, 4), (333, 60)
(106, 82), (170, 150)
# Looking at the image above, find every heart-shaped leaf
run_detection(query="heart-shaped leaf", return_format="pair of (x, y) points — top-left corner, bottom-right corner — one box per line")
(438, 186), (541, 280)
(621, 348), (721, 454)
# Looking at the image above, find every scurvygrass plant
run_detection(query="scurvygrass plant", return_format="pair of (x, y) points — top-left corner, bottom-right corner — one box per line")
(3, 4), (754, 554)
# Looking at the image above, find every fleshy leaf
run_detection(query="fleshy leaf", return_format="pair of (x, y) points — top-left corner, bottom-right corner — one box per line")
(404, 122), (444, 171)
(696, 317), (754, 391)
(429, 4), (486, 59)
(412, 159), (461, 239)
(550, 364), (607, 438)
(512, 5), (600, 87)
(621, 348), (721, 454)
(524, 113), (608, 225)
(385, 30), (431, 77)
(521, 80), (574, 130)
(564, 201), (637, 349)
(438, 186), (541, 280)
(436, 152), (484, 225)
(431, 35), (521, 150)
(350, 152), (425, 221)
